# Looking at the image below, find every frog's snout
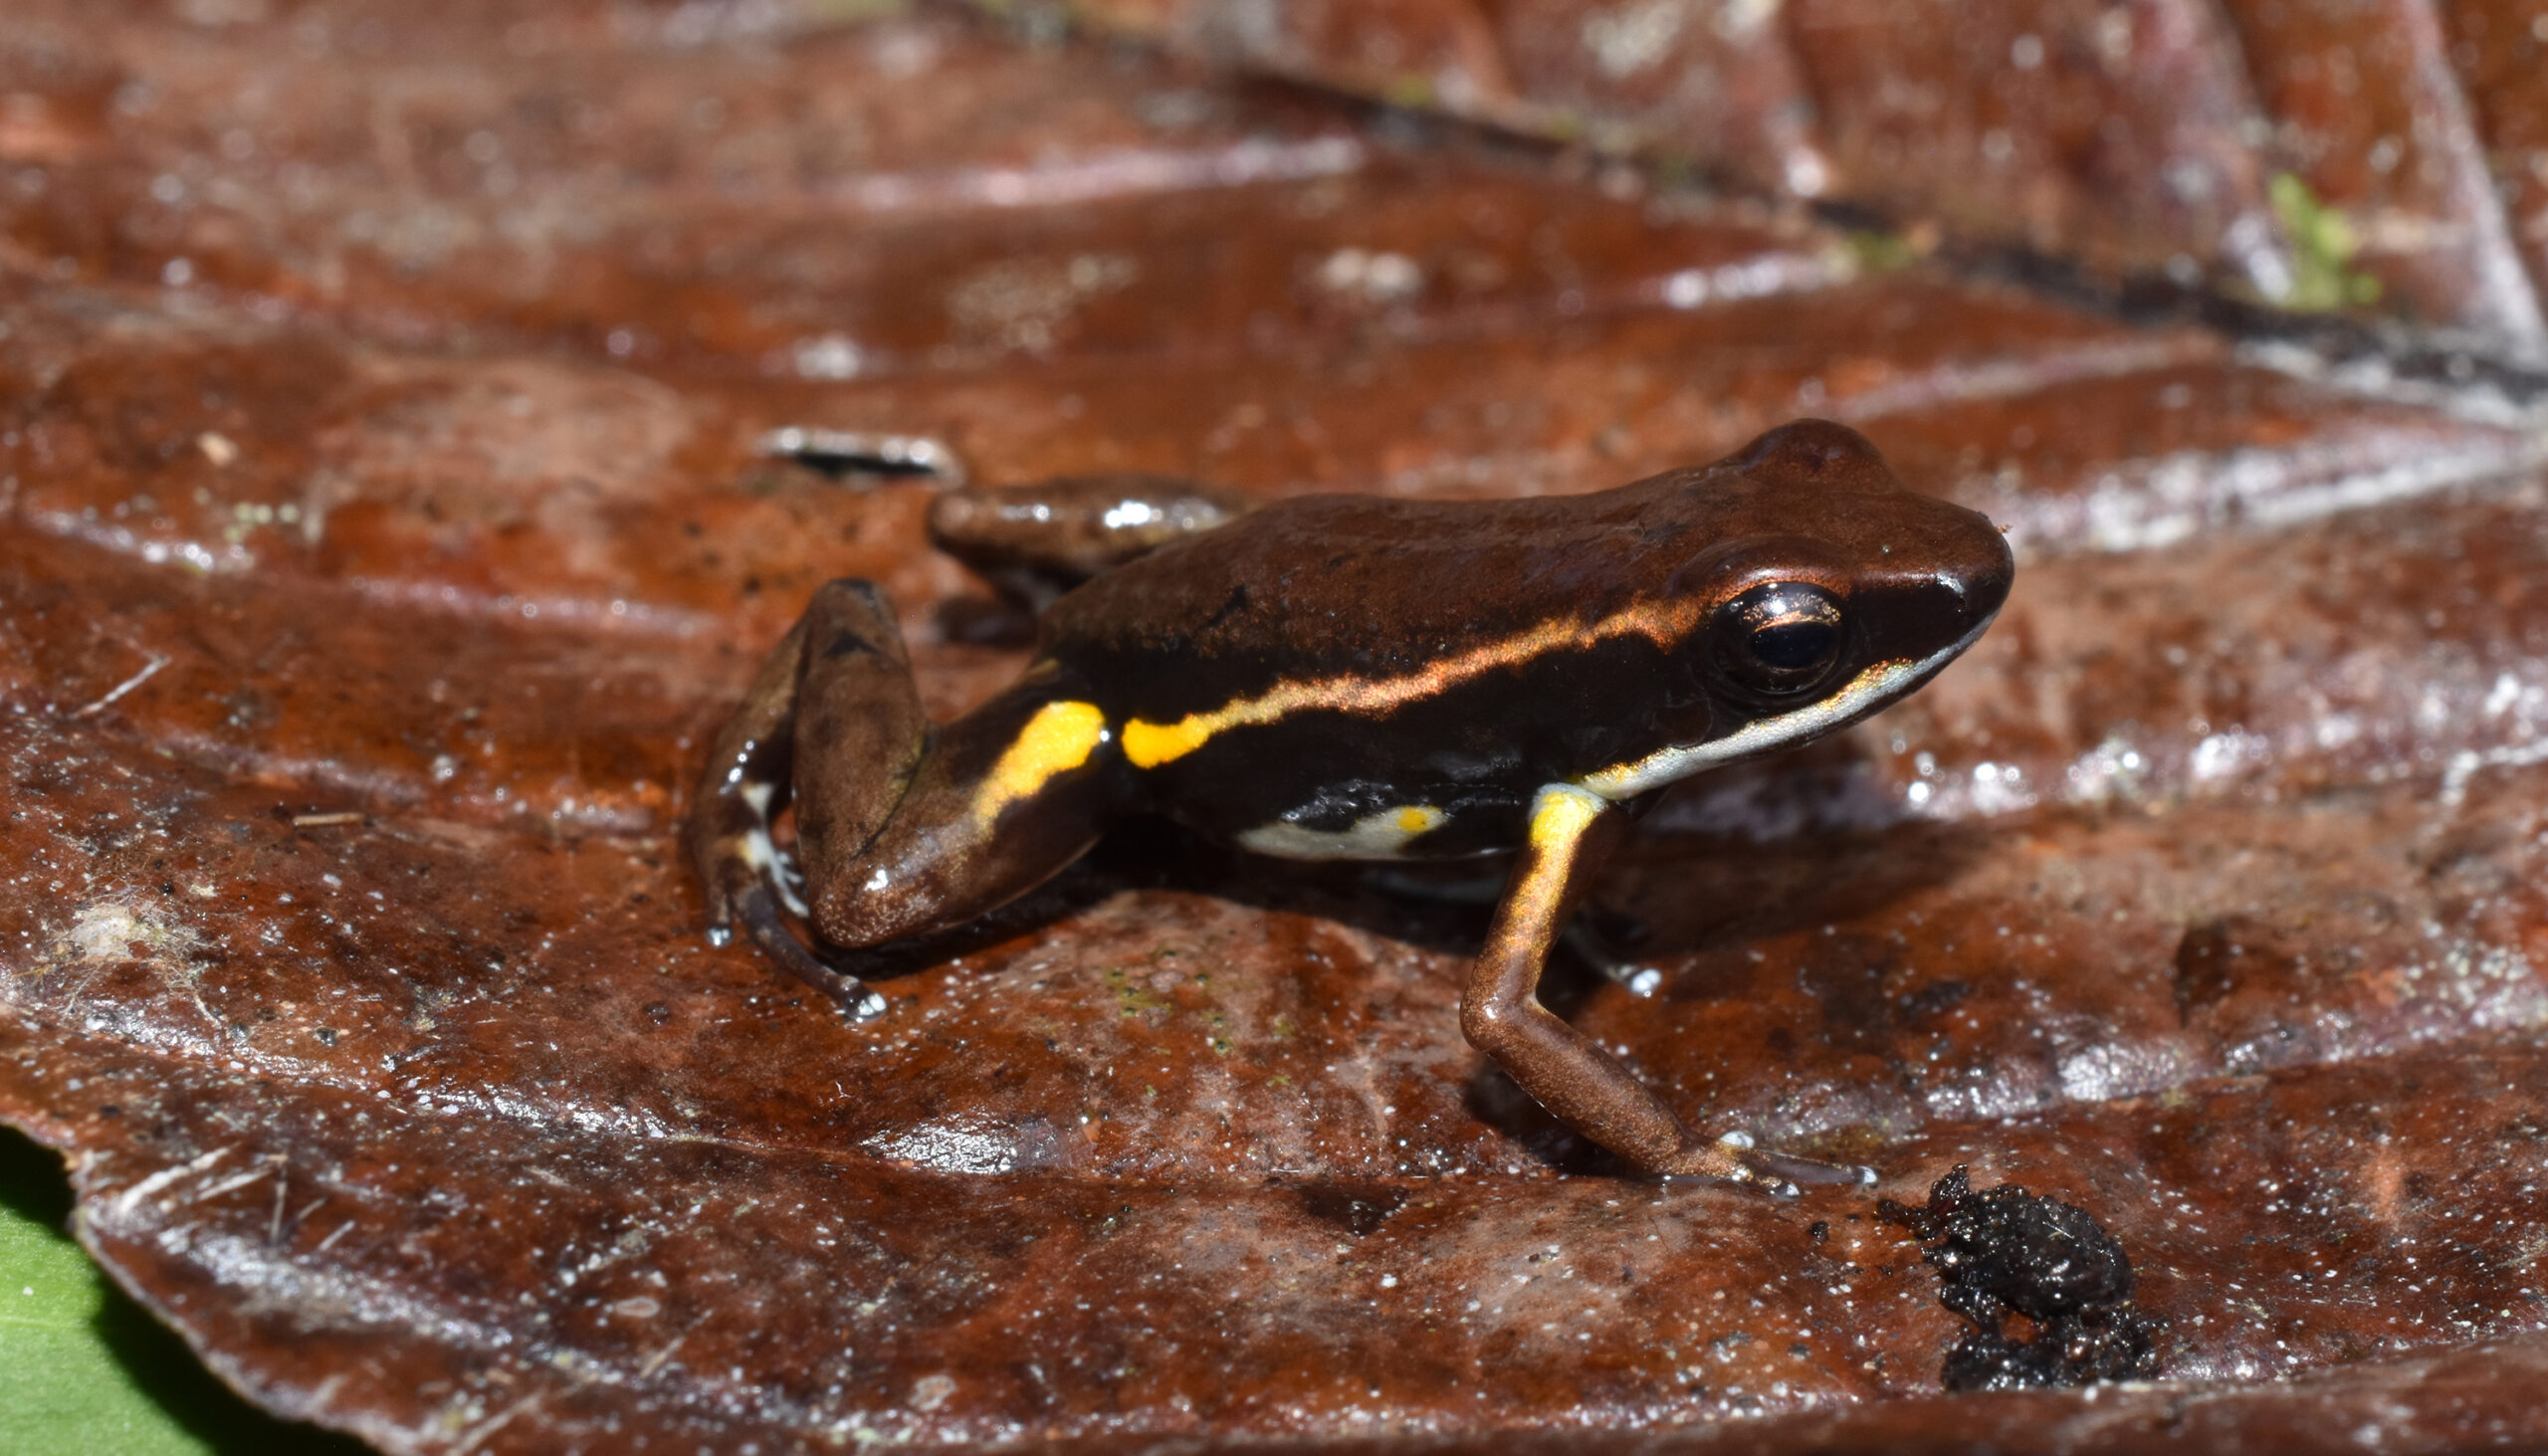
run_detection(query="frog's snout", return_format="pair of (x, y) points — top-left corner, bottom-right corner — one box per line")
(1944, 525), (2016, 638)
(1865, 510), (2015, 668)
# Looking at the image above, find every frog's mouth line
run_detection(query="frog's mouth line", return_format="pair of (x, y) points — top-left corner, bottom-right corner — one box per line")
(1578, 613), (1998, 802)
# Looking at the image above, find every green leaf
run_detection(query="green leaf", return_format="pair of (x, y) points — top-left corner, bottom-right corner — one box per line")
(2267, 171), (2384, 312)
(0, 1128), (369, 1456)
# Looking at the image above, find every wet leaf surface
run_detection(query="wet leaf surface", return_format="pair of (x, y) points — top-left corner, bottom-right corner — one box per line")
(5, 2), (2548, 1452)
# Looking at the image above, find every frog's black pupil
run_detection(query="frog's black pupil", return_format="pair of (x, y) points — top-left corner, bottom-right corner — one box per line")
(1714, 581), (1845, 695)
(1752, 619), (1836, 671)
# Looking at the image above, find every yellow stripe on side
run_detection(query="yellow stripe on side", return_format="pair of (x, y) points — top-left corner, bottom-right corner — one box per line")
(1121, 715), (1209, 769)
(971, 700), (1109, 829)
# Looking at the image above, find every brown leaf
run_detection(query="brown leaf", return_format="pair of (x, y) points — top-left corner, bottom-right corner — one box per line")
(4, 3), (2548, 1453)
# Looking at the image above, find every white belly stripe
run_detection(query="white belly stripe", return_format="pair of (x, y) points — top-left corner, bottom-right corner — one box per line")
(1238, 803), (1448, 860)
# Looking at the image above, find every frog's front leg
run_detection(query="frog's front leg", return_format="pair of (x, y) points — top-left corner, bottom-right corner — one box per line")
(689, 578), (1119, 1015)
(1461, 784), (1869, 1193)
(927, 473), (1246, 613)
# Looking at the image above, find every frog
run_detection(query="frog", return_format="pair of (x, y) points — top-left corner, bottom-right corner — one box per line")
(689, 419), (2014, 1192)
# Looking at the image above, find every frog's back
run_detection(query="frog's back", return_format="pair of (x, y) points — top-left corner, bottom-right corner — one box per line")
(1004, 420), (2010, 859)
(1041, 477), (1711, 719)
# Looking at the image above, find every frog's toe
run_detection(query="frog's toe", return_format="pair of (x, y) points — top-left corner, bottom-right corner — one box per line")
(1661, 1133), (1872, 1195)
(770, 854), (811, 917)
(731, 881), (888, 1017)
(1745, 1147), (1878, 1188)
(700, 874), (750, 942)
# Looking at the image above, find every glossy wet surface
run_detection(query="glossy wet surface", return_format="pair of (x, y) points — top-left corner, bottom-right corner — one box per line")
(4, 3), (2548, 1452)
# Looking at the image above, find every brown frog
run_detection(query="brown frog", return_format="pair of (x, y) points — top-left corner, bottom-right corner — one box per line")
(691, 420), (2013, 1192)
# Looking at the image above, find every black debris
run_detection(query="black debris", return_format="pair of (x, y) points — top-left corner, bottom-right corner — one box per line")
(1877, 1165), (2161, 1390)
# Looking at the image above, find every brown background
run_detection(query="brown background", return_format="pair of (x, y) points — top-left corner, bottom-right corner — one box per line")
(5, 1), (2548, 1451)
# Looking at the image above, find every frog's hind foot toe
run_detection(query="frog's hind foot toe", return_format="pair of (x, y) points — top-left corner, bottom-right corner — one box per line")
(769, 849), (809, 912)
(733, 882), (888, 1019)
(1662, 1133), (1874, 1196)
(1745, 1146), (1878, 1190)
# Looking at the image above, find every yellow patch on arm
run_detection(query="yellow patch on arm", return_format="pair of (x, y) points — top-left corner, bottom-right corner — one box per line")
(1393, 805), (1444, 835)
(1120, 715), (1211, 768)
(971, 700), (1109, 829)
(1496, 784), (1609, 930)
(1528, 782), (1606, 854)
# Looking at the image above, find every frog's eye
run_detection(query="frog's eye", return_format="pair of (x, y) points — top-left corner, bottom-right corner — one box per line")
(1715, 582), (1844, 695)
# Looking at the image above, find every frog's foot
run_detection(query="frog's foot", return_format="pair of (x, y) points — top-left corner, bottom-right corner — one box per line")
(696, 807), (806, 946)
(1660, 1131), (1876, 1196)
(731, 882), (889, 1021)
(767, 842), (811, 918)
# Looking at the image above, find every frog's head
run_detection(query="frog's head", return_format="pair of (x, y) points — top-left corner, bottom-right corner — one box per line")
(1590, 420), (2013, 798)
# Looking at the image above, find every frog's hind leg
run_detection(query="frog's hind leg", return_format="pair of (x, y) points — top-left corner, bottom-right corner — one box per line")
(690, 579), (926, 1016)
(691, 578), (1122, 1014)
(797, 667), (1119, 954)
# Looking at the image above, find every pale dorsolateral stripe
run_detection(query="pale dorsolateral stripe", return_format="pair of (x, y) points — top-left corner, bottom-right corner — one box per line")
(1121, 602), (1707, 769)
(1577, 620), (1992, 801)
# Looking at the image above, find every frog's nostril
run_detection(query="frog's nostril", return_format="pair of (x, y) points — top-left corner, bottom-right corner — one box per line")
(1973, 560), (2016, 622)
(1951, 532), (2017, 628)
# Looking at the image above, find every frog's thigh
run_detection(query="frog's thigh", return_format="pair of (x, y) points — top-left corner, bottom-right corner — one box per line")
(805, 683), (1117, 949)
(688, 580), (919, 1011)
(788, 579), (929, 883)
